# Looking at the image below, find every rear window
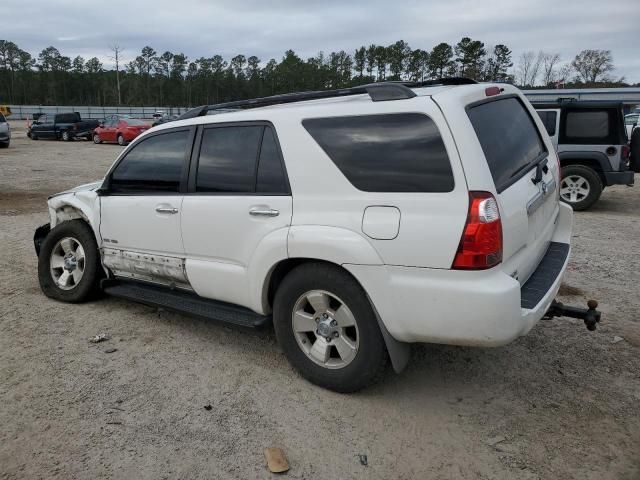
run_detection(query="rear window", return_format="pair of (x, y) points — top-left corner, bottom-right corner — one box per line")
(536, 110), (557, 136)
(302, 113), (454, 192)
(468, 97), (547, 193)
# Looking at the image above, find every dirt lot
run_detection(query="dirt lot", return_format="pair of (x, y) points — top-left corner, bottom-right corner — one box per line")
(1, 120), (639, 480)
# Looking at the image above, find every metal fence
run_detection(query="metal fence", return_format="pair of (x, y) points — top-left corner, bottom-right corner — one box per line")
(6, 105), (191, 120)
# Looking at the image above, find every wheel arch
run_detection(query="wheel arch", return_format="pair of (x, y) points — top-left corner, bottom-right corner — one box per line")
(48, 192), (101, 242)
(558, 152), (610, 185)
(263, 257), (410, 373)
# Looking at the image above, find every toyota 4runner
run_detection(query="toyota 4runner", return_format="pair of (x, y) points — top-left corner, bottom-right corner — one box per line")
(34, 79), (600, 392)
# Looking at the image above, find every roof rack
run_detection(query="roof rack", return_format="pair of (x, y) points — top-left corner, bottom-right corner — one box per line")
(177, 77), (477, 120)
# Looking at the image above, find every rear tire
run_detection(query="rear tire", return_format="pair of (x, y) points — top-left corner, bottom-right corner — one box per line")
(117, 134), (126, 146)
(560, 165), (603, 211)
(273, 263), (388, 392)
(0, 141), (8, 148)
(93, 133), (102, 144)
(30, 132), (38, 140)
(61, 130), (71, 141)
(38, 220), (101, 303)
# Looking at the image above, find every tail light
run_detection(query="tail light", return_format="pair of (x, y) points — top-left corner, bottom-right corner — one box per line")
(452, 192), (503, 270)
(621, 145), (630, 161)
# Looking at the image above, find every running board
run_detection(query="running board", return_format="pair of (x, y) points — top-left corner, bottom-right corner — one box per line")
(101, 279), (271, 329)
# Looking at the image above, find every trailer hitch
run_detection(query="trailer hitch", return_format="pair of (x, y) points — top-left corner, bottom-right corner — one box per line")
(544, 299), (601, 331)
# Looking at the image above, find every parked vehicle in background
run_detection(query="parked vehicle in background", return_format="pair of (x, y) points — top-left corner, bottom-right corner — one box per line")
(33, 79), (601, 392)
(28, 113), (100, 141)
(152, 111), (165, 121)
(93, 117), (150, 145)
(0, 112), (10, 148)
(534, 101), (633, 210)
(0, 105), (12, 118)
(151, 114), (179, 127)
(625, 113), (639, 138)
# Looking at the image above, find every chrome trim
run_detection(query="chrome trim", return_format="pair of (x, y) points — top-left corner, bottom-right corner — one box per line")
(527, 178), (556, 215)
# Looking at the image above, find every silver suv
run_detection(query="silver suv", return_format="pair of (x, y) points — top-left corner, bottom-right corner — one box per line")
(0, 112), (10, 148)
(534, 101), (633, 210)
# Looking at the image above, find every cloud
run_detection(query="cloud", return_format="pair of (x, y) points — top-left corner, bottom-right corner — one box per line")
(1, 0), (638, 81)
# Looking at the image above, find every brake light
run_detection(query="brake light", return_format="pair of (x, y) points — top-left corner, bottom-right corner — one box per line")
(485, 86), (501, 97)
(452, 192), (503, 270)
(621, 145), (630, 161)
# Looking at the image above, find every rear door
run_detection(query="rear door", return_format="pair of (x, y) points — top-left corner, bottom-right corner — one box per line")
(467, 95), (559, 284)
(180, 123), (292, 306)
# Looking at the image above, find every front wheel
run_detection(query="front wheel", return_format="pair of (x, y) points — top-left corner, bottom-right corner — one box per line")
(38, 220), (101, 303)
(559, 165), (603, 211)
(93, 133), (102, 144)
(273, 263), (388, 392)
(117, 134), (126, 146)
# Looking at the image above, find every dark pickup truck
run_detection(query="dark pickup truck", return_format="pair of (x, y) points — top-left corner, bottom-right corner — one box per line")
(28, 112), (100, 141)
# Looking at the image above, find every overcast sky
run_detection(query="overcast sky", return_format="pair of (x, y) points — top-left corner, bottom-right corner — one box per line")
(2, 0), (639, 82)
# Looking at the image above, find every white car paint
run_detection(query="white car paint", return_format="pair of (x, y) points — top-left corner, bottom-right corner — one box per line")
(45, 82), (572, 347)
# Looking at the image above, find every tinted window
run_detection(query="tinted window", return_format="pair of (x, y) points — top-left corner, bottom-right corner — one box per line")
(110, 130), (189, 193)
(565, 111), (608, 138)
(0, 113), (5, 123)
(256, 128), (288, 194)
(196, 126), (262, 193)
(468, 97), (547, 193)
(536, 110), (557, 136)
(303, 113), (454, 192)
(125, 119), (147, 126)
(56, 113), (81, 123)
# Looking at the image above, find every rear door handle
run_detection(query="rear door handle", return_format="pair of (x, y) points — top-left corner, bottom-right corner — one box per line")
(155, 205), (179, 214)
(249, 207), (279, 217)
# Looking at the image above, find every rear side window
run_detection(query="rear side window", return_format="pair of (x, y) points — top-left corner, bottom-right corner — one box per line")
(195, 125), (289, 194)
(56, 113), (81, 123)
(302, 113), (454, 192)
(565, 111), (608, 138)
(256, 128), (288, 194)
(560, 109), (621, 144)
(196, 126), (263, 193)
(536, 110), (557, 136)
(110, 130), (189, 193)
(468, 97), (547, 193)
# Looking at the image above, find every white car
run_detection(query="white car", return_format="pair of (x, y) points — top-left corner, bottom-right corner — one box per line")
(0, 112), (10, 148)
(34, 80), (596, 392)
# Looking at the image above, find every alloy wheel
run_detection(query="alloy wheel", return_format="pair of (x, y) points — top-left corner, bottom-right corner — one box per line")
(49, 237), (85, 290)
(560, 175), (591, 204)
(291, 290), (359, 369)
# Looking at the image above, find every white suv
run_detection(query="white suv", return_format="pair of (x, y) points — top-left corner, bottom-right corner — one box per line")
(35, 80), (576, 392)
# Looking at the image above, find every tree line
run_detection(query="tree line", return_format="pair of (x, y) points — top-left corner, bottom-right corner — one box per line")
(0, 37), (632, 108)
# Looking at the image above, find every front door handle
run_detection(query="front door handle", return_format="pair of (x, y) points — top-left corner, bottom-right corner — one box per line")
(249, 207), (279, 217)
(155, 205), (179, 214)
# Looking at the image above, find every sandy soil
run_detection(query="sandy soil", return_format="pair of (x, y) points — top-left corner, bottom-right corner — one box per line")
(1, 120), (639, 479)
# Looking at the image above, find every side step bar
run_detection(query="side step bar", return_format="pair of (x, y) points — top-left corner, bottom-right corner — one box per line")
(101, 279), (271, 329)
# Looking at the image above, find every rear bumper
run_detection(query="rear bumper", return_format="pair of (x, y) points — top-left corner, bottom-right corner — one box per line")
(346, 203), (574, 346)
(604, 170), (634, 186)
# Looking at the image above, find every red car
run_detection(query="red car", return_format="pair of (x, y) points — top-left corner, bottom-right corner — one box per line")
(92, 118), (150, 145)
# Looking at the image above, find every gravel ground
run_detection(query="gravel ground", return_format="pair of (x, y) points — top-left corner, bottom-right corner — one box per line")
(1, 121), (639, 480)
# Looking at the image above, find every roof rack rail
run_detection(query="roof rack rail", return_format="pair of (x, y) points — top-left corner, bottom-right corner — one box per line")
(177, 77), (477, 120)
